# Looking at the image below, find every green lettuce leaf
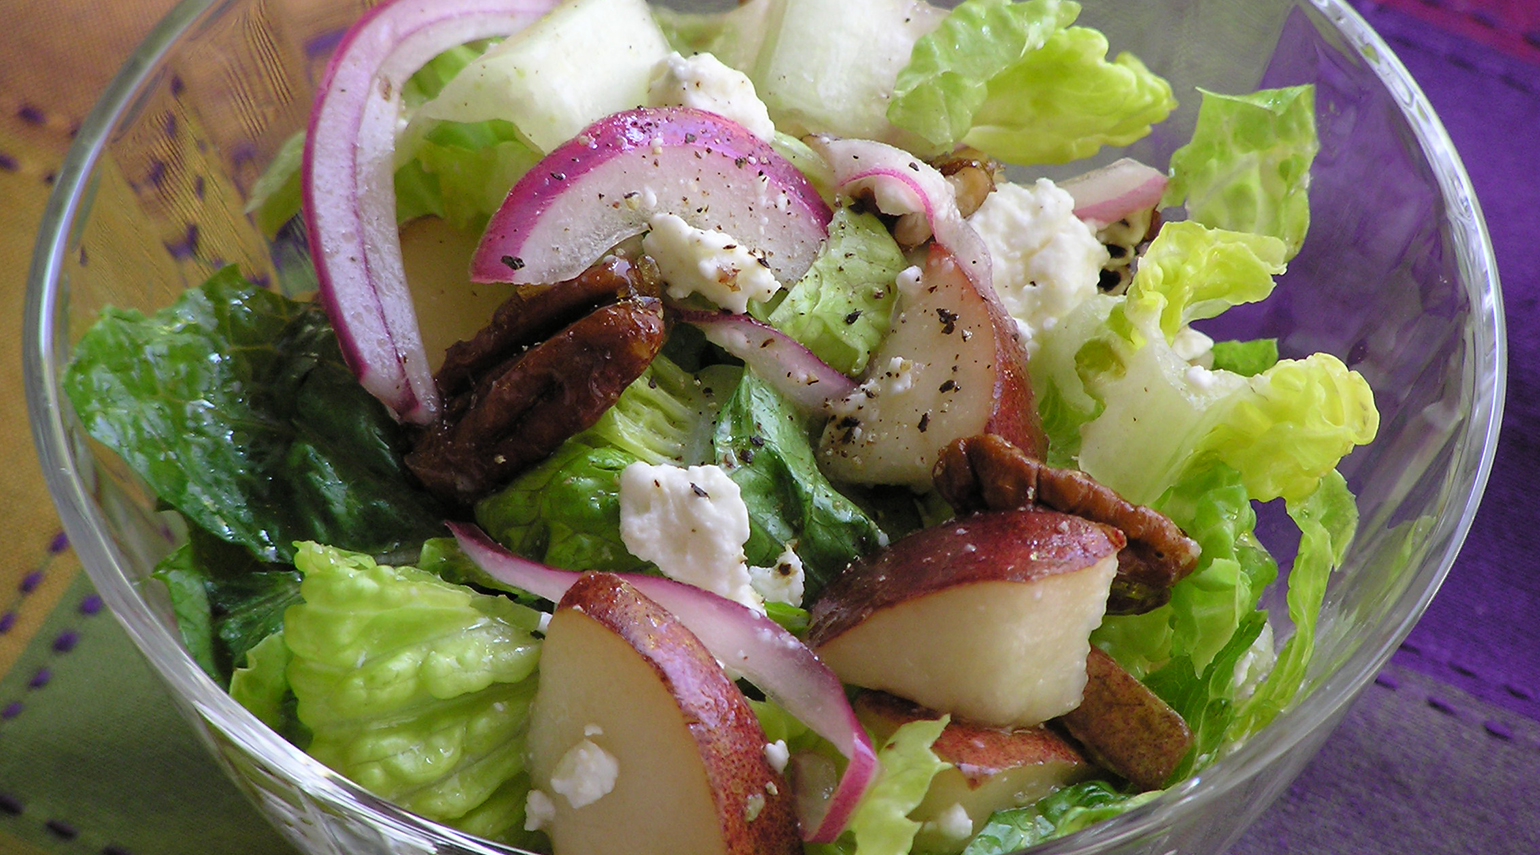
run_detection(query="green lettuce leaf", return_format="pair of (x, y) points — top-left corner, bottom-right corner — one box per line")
(475, 441), (647, 574)
(1162, 86), (1319, 259)
(284, 542), (542, 830)
(962, 781), (1156, 853)
(245, 131), (305, 237)
(767, 208), (908, 376)
(1123, 221), (1286, 346)
(229, 630), (309, 747)
(474, 355), (736, 572)
(714, 371), (889, 599)
(1233, 469), (1357, 735)
(1210, 338), (1279, 377)
(63, 268), (447, 565)
(962, 24), (1175, 164)
(888, 0), (1080, 150)
(811, 716), (952, 855)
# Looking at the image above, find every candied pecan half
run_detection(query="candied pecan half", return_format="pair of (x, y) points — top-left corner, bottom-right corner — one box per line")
(436, 255), (662, 400)
(933, 434), (1200, 614)
(407, 296), (666, 505)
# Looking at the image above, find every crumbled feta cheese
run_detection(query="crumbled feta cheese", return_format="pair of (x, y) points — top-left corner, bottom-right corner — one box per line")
(536, 611), (552, 633)
(1185, 364), (1220, 392)
(583, 723), (604, 737)
(618, 461), (762, 610)
(642, 213), (781, 313)
(549, 739), (620, 810)
(524, 789), (557, 831)
(648, 52), (776, 141)
(967, 179), (1109, 354)
(749, 543), (806, 606)
(763, 739), (790, 774)
(936, 803), (974, 840)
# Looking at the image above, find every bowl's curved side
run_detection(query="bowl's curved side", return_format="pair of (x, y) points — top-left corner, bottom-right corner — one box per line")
(22, 0), (1504, 854)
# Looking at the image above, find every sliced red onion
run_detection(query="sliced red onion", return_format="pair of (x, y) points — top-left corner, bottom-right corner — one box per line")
(674, 309), (856, 410)
(1059, 157), (1168, 227)
(471, 106), (832, 287)
(808, 135), (993, 294)
(449, 522), (878, 842)
(303, 0), (558, 424)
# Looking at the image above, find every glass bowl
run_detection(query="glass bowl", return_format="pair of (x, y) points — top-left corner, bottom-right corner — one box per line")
(24, 0), (1504, 853)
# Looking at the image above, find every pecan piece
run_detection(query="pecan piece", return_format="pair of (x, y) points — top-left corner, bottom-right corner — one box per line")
(933, 148), (1003, 219)
(436, 255), (662, 400)
(407, 296), (666, 505)
(933, 434), (1200, 614)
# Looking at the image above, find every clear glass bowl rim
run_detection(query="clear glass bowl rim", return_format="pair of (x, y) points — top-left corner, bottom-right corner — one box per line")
(22, 0), (1506, 852)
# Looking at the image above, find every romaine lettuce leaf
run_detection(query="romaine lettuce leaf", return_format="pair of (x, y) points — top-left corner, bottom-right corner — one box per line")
(888, 0), (1080, 150)
(229, 630), (308, 747)
(767, 208), (908, 376)
(714, 371), (889, 599)
(1162, 86), (1319, 259)
(284, 542), (542, 829)
(63, 268), (446, 565)
(963, 25), (1174, 164)
(1210, 338), (1279, 377)
(475, 440), (648, 574)
(1123, 221), (1286, 346)
(1233, 469), (1357, 735)
(962, 781), (1156, 853)
(810, 716), (952, 855)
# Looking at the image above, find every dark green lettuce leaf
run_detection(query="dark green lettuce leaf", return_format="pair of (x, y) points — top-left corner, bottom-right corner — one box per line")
(962, 781), (1155, 854)
(713, 372), (887, 599)
(64, 267), (447, 565)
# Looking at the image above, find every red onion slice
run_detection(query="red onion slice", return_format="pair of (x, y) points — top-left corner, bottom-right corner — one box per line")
(470, 106), (832, 287)
(303, 0), (558, 424)
(809, 135), (993, 294)
(674, 309), (856, 410)
(1059, 157), (1168, 227)
(449, 522), (878, 842)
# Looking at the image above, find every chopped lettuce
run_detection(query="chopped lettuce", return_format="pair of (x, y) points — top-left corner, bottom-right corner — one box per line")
(962, 781), (1157, 853)
(1162, 86), (1319, 259)
(767, 208), (908, 376)
(1123, 221), (1286, 346)
(714, 371), (889, 599)
(63, 268), (446, 565)
(887, 0), (1079, 150)
(474, 355), (735, 572)
(245, 131), (305, 237)
(283, 543), (542, 830)
(887, 0), (1174, 164)
(1211, 338), (1280, 377)
(811, 716), (952, 855)
(1233, 469), (1357, 735)
(229, 630), (307, 746)
(475, 441), (648, 574)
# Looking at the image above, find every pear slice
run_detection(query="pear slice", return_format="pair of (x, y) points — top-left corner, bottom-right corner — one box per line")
(856, 691), (1096, 853)
(808, 509), (1122, 728)
(527, 572), (799, 855)
(1059, 647), (1193, 791)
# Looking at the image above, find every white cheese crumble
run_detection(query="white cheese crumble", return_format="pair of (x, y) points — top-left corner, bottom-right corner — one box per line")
(642, 213), (781, 313)
(763, 739), (790, 774)
(618, 461), (763, 610)
(967, 179), (1109, 354)
(524, 789), (557, 831)
(749, 543), (806, 606)
(549, 739), (620, 810)
(647, 51), (776, 141)
(936, 802), (974, 840)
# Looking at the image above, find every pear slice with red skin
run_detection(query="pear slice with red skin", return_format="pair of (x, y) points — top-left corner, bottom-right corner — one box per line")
(808, 509), (1123, 729)
(1059, 647), (1193, 791)
(527, 573), (799, 855)
(855, 691), (1097, 854)
(817, 245), (1048, 491)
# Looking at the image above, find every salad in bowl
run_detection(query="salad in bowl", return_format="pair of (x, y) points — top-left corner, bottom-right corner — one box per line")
(55, 0), (1386, 852)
